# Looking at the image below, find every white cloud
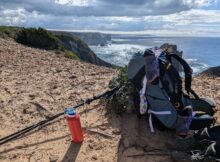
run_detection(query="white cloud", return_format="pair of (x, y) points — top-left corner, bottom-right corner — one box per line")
(0, 8), (27, 26)
(193, 0), (218, 7)
(0, 0), (201, 17)
(54, 0), (90, 6)
(0, 0), (219, 36)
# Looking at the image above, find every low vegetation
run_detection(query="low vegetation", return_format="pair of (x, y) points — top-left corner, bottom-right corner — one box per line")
(16, 27), (62, 50)
(64, 50), (80, 60)
(0, 26), (115, 67)
(106, 66), (135, 114)
(0, 26), (79, 60)
(0, 26), (21, 39)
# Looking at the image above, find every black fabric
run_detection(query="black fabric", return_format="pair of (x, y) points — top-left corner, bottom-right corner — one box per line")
(127, 48), (216, 130)
(144, 49), (154, 57)
(215, 139), (220, 158)
(166, 53), (199, 99)
(188, 98), (216, 116)
(190, 115), (214, 130)
(130, 65), (145, 91)
(208, 126), (220, 141)
(159, 60), (184, 109)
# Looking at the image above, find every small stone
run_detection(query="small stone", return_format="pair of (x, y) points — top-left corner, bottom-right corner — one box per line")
(29, 94), (35, 99)
(69, 75), (77, 79)
(99, 126), (106, 131)
(88, 144), (94, 150)
(112, 128), (121, 135)
(91, 155), (98, 161)
(56, 69), (62, 73)
(49, 155), (59, 162)
(22, 109), (27, 114)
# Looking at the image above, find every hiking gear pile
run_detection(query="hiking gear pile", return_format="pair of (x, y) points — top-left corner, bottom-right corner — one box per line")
(128, 46), (219, 160)
(127, 47), (216, 134)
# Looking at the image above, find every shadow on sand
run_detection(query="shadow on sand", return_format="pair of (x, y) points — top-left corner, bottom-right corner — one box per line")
(0, 134), (69, 154)
(61, 142), (82, 162)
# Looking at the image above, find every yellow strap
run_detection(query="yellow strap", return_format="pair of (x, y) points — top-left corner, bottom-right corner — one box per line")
(166, 63), (171, 70)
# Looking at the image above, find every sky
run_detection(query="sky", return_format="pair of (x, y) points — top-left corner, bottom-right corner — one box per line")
(0, 0), (220, 36)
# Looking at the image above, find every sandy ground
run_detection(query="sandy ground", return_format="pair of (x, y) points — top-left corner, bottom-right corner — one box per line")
(0, 38), (219, 162)
(0, 38), (120, 162)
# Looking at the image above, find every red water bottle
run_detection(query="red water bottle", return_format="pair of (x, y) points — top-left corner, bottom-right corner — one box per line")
(65, 108), (84, 143)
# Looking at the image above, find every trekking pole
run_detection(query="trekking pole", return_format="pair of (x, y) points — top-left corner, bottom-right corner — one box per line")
(0, 86), (120, 145)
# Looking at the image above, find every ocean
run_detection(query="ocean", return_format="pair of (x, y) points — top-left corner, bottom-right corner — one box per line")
(90, 35), (220, 74)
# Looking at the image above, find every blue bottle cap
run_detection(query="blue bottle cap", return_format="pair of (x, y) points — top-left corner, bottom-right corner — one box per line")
(64, 107), (76, 116)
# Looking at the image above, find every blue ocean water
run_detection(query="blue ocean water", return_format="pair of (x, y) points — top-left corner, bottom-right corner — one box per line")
(90, 35), (220, 74)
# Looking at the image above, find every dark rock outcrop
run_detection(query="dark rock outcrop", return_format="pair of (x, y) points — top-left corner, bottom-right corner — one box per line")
(201, 66), (220, 77)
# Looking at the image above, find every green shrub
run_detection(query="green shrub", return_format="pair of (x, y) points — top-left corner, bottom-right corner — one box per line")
(0, 26), (21, 39)
(105, 66), (134, 114)
(64, 50), (80, 60)
(16, 27), (62, 50)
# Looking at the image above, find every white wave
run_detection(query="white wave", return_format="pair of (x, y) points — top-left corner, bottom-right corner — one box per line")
(90, 43), (209, 74)
(185, 58), (209, 74)
(90, 44), (148, 66)
(185, 58), (198, 62)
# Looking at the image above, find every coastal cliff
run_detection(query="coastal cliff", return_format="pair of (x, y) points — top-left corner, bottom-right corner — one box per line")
(0, 26), (114, 68)
(73, 32), (111, 46)
(54, 32), (114, 67)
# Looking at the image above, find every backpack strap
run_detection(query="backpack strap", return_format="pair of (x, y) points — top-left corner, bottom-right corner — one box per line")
(148, 109), (172, 132)
(159, 59), (184, 109)
(166, 54), (199, 99)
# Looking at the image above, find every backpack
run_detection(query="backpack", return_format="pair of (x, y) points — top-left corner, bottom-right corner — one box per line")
(127, 47), (216, 132)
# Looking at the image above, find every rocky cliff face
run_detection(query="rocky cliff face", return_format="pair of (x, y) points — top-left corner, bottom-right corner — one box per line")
(55, 33), (115, 67)
(0, 27), (115, 68)
(73, 32), (111, 46)
(201, 66), (220, 77)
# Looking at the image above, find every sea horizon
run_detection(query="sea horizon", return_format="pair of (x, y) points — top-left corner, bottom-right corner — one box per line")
(90, 35), (220, 74)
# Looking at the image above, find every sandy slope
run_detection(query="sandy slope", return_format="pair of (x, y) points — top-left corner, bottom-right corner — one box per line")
(0, 38), (219, 162)
(0, 38), (120, 162)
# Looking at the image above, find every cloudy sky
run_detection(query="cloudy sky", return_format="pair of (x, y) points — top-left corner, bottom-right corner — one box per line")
(0, 0), (220, 36)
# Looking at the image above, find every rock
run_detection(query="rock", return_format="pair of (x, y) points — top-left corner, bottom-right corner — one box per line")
(29, 94), (35, 99)
(112, 128), (121, 135)
(91, 155), (98, 161)
(166, 136), (195, 151)
(171, 151), (192, 162)
(69, 75), (77, 79)
(49, 155), (59, 162)
(53, 32), (115, 68)
(88, 144), (94, 150)
(73, 32), (111, 46)
(201, 66), (220, 77)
